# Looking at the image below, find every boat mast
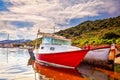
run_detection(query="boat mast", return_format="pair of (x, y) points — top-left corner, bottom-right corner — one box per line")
(7, 33), (9, 63)
(52, 26), (55, 37)
(53, 26), (55, 33)
(35, 29), (40, 49)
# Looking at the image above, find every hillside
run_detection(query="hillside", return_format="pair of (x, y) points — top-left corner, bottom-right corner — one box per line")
(56, 16), (120, 47)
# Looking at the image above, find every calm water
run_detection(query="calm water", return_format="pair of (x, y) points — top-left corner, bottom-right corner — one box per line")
(0, 48), (34, 80)
(0, 48), (120, 80)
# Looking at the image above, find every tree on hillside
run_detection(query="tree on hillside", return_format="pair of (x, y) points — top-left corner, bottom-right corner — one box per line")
(102, 32), (120, 39)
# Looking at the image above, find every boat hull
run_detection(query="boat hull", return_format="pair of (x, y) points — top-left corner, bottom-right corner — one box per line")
(82, 47), (114, 70)
(35, 50), (88, 69)
(84, 47), (111, 62)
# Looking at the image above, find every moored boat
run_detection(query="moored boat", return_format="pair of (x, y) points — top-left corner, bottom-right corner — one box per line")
(33, 31), (89, 69)
(30, 30), (117, 70)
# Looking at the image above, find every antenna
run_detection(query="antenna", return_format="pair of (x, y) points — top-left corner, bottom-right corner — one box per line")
(7, 34), (9, 40)
(53, 26), (55, 33)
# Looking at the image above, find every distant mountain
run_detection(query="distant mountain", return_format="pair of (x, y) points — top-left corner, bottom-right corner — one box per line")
(0, 39), (31, 44)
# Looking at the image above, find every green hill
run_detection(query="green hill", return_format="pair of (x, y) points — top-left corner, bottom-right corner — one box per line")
(55, 16), (120, 47)
(25, 16), (120, 47)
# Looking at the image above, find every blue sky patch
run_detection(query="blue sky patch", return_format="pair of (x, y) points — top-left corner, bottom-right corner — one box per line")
(0, 33), (8, 40)
(0, 33), (7, 36)
(69, 13), (112, 27)
(11, 21), (34, 28)
(0, 0), (12, 11)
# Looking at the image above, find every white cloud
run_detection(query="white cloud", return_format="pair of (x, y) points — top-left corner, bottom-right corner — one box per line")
(0, 0), (120, 40)
(0, 12), (47, 22)
(101, 0), (120, 15)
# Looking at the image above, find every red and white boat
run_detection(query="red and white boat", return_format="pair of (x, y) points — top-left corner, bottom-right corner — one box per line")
(33, 33), (89, 69)
(32, 31), (115, 69)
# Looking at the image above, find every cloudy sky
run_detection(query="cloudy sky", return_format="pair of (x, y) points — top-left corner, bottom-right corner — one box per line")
(0, 0), (120, 41)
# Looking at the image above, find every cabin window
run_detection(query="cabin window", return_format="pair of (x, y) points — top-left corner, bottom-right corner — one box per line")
(52, 38), (71, 45)
(50, 47), (55, 51)
(42, 36), (71, 45)
(42, 37), (52, 44)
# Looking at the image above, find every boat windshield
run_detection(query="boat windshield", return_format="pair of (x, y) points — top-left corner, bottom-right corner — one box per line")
(42, 37), (52, 44)
(52, 38), (71, 45)
(42, 37), (71, 45)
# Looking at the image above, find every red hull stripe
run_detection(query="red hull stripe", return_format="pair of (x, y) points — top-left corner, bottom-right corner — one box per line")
(36, 50), (88, 68)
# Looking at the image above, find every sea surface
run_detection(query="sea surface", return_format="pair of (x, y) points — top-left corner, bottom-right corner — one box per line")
(0, 48), (120, 80)
(0, 48), (35, 80)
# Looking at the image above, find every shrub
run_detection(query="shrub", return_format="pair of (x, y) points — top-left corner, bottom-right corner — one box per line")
(102, 32), (120, 39)
(116, 38), (120, 45)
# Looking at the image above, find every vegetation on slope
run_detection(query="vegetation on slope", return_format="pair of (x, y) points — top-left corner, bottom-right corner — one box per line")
(55, 16), (120, 47)
(24, 38), (41, 47)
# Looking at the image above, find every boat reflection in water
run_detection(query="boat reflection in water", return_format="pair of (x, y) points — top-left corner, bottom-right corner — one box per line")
(28, 57), (83, 80)
(28, 57), (120, 80)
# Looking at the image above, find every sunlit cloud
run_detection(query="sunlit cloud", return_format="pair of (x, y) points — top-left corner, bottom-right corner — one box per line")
(0, 0), (120, 40)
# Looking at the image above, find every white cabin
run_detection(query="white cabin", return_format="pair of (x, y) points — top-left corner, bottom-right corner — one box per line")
(37, 35), (81, 54)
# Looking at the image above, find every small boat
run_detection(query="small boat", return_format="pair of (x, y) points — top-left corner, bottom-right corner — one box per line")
(33, 31), (89, 69)
(30, 30), (116, 70)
